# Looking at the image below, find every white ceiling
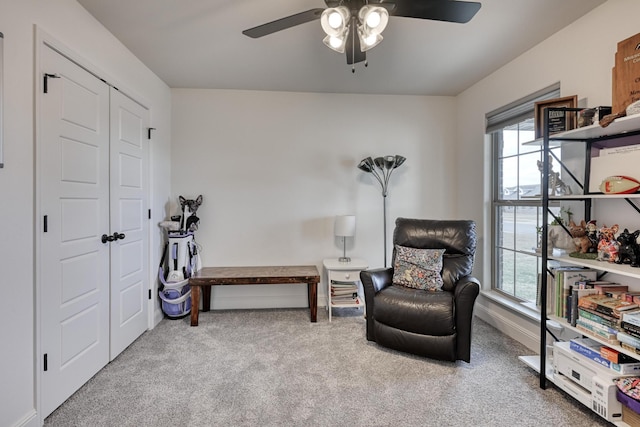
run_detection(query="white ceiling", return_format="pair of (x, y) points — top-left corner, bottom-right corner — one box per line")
(77, 0), (606, 96)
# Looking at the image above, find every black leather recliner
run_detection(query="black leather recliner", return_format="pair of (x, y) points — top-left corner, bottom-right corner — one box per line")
(360, 218), (480, 362)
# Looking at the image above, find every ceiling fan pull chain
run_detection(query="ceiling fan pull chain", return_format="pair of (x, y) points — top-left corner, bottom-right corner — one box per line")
(351, 16), (356, 73)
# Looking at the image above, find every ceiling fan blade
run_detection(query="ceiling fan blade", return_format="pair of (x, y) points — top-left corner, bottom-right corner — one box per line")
(345, 23), (366, 65)
(393, 0), (481, 23)
(242, 8), (324, 38)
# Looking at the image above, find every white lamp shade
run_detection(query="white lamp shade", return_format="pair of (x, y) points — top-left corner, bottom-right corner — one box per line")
(335, 215), (356, 237)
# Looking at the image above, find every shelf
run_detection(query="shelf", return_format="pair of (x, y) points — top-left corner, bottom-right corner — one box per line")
(524, 193), (640, 201)
(330, 300), (364, 309)
(550, 193), (640, 200)
(548, 255), (640, 280)
(549, 113), (640, 142)
(534, 107), (640, 425)
(524, 114), (640, 146)
(548, 315), (640, 362)
(519, 355), (541, 373)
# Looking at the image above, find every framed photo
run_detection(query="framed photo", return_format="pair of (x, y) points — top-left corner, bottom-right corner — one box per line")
(534, 95), (578, 138)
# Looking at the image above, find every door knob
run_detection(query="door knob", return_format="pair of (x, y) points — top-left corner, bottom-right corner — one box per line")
(113, 232), (126, 241)
(101, 234), (115, 244)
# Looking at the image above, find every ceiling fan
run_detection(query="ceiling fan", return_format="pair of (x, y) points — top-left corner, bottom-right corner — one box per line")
(242, 0), (481, 67)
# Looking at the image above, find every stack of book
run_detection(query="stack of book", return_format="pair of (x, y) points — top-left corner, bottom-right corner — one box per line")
(567, 280), (628, 325)
(550, 267), (597, 319)
(602, 344), (640, 374)
(330, 280), (360, 305)
(576, 292), (638, 344)
(619, 311), (640, 356)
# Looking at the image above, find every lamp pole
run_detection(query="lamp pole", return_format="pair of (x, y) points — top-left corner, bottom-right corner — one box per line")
(382, 192), (388, 267)
(357, 155), (406, 268)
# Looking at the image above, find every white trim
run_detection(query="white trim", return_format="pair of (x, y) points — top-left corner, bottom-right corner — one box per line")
(10, 410), (38, 427)
(37, 29), (150, 110)
(475, 292), (540, 352)
(481, 290), (541, 322)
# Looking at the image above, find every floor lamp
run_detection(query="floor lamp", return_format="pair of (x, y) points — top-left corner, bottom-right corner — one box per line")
(357, 155), (406, 267)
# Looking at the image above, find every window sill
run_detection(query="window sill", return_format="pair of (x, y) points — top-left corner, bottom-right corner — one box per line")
(480, 290), (541, 323)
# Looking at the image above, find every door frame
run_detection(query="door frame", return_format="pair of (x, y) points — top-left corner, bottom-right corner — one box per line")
(34, 27), (155, 424)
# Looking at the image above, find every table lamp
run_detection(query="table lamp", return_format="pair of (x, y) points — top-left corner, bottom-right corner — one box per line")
(334, 215), (356, 262)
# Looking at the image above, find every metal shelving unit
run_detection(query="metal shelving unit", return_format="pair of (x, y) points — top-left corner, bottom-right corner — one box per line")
(525, 109), (640, 425)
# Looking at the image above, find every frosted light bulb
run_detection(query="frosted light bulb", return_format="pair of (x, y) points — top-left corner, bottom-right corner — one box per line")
(328, 12), (343, 29)
(364, 34), (377, 46)
(329, 36), (342, 48)
(366, 11), (381, 28)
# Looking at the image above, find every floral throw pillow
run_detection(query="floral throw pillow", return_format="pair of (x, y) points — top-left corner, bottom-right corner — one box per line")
(392, 245), (445, 291)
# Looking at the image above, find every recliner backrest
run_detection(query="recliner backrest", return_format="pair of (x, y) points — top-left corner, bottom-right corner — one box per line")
(392, 218), (477, 292)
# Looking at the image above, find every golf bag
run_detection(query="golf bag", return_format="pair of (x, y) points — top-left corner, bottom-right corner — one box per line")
(158, 232), (200, 318)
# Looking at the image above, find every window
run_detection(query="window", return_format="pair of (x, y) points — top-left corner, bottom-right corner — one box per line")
(487, 84), (561, 303)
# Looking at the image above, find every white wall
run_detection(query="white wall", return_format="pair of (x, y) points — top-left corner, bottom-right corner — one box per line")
(0, 1), (171, 426)
(456, 0), (640, 350)
(171, 89), (459, 307)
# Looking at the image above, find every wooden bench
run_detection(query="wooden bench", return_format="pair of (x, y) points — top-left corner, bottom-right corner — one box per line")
(188, 265), (320, 326)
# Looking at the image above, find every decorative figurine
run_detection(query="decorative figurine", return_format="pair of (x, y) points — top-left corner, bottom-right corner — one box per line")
(597, 224), (619, 262)
(615, 228), (640, 267)
(568, 220), (598, 254)
(537, 155), (572, 196)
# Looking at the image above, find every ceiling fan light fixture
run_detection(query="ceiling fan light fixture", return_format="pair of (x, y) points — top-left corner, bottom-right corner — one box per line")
(323, 33), (347, 53)
(358, 5), (388, 35)
(357, 26), (383, 52)
(321, 6), (350, 37)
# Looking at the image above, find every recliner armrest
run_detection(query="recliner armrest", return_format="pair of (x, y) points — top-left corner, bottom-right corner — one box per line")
(453, 275), (480, 362)
(360, 268), (393, 294)
(360, 268), (393, 341)
(454, 275), (480, 302)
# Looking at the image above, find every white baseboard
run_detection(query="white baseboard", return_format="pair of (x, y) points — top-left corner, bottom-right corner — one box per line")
(12, 409), (38, 427)
(475, 302), (540, 353)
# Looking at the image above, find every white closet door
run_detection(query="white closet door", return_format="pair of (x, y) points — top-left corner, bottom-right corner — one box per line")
(40, 44), (110, 418)
(109, 88), (149, 360)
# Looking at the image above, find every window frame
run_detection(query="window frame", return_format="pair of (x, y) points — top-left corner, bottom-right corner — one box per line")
(488, 85), (561, 303)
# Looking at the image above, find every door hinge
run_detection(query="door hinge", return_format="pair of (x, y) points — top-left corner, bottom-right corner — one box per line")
(43, 354), (48, 371)
(148, 209), (151, 220)
(43, 73), (60, 94)
(43, 215), (48, 232)
(149, 289), (152, 300)
(148, 128), (156, 140)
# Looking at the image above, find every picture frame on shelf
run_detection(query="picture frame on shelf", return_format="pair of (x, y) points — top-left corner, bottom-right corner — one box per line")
(534, 95), (578, 138)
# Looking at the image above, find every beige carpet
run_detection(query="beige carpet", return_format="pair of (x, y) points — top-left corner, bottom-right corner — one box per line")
(44, 308), (609, 426)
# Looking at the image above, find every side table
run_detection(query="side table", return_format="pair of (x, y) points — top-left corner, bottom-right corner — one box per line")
(323, 258), (368, 322)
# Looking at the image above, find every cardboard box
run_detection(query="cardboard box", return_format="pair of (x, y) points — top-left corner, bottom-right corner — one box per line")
(618, 389), (640, 427)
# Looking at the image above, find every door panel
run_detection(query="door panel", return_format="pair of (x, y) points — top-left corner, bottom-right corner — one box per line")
(40, 46), (151, 417)
(109, 88), (149, 360)
(40, 44), (110, 418)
